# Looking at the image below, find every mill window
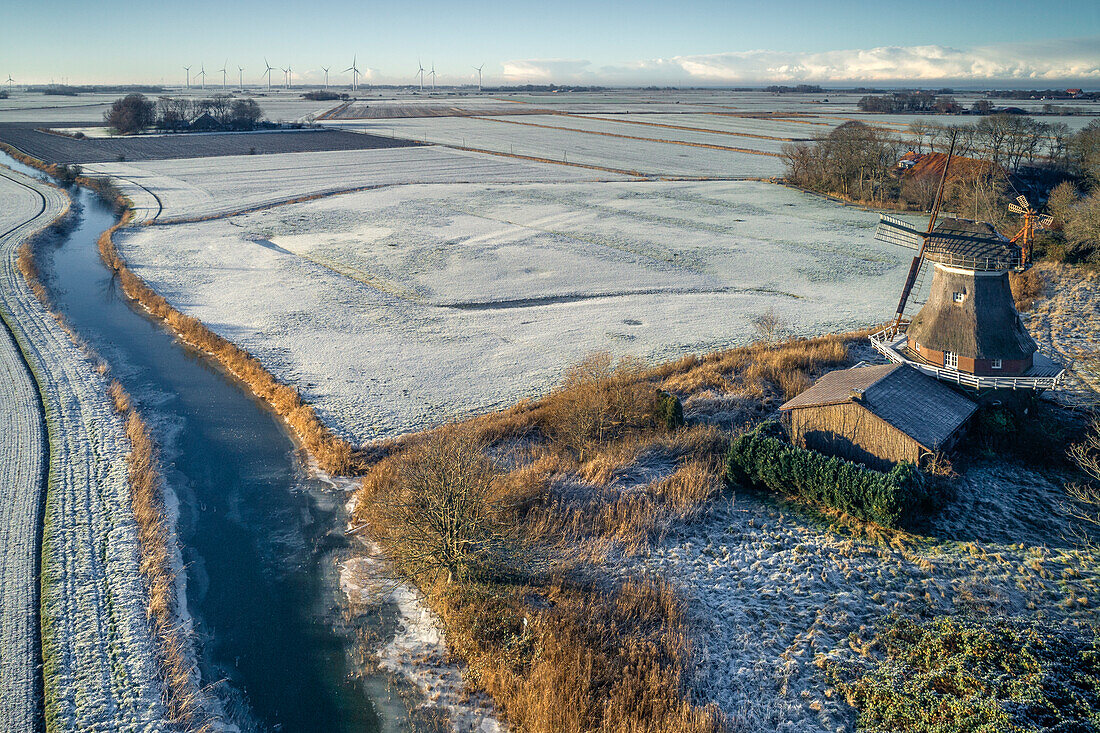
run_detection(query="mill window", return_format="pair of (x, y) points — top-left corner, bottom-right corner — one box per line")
(991, 359), (1002, 370)
(944, 351), (958, 369)
(953, 291), (965, 303)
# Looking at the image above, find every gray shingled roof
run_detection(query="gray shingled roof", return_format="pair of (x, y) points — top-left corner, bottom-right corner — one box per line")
(923, 218), (1021, 271)
(779, 364), (977, 450)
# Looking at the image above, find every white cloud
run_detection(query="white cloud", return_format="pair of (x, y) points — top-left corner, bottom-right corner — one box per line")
(506, 38), (1099, 85)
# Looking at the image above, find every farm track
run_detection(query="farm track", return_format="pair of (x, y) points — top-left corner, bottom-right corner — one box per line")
(0, 168), (168, 731)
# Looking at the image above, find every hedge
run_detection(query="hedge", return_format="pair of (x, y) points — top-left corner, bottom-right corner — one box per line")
(726, 422), (926, 528)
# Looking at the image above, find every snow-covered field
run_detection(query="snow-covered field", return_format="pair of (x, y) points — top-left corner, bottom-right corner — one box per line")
(115, 179), (909, 444)
(85, 145), (629, 223)
(325, 116), (787, 178)
(0, 167), (167, 730)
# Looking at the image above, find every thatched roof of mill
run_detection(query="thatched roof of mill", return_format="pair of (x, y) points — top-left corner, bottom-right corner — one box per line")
(907, 264), (1037, 360)
(780, 364), (977, 451)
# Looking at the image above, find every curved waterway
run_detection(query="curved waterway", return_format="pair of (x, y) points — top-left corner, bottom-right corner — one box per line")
(4, 154), (410, 733)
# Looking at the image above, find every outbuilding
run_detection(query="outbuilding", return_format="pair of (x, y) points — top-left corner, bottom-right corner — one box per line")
(778, 363), (977, 470)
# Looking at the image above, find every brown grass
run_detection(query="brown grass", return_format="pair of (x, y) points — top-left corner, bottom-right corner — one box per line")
(1010, 268), (1046, 312)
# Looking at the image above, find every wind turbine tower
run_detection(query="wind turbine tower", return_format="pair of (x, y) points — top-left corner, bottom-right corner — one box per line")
(183, 65), (191, 89)
(321, 66), (330, 89)
(263, 58), (275, 90)
(429, 62), (436, 91)
(6, 75), (15, 94)
(219, 59), (228, 89)
(473, 64), (484, 91)
(343, 55), (361, 91)
(416, 58), (425, 91)
(196, 64), (206, 90)
(238, 65), (244, 91)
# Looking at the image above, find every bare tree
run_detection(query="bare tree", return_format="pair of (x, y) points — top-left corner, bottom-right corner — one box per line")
(1064, 417), (1100, 551)
(751, 308), (787, 344)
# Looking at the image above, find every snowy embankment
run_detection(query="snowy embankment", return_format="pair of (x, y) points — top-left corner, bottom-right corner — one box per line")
(0, 168), (167, 730)
(114, 179), (907, 445)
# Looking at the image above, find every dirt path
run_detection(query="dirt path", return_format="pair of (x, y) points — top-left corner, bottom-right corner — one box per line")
(0, 168), (167, 731)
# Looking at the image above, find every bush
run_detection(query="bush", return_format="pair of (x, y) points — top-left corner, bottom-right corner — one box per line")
(726, 422), (927, 528)
(656, 390), (684, 430)
(830, 615), (1100, 732)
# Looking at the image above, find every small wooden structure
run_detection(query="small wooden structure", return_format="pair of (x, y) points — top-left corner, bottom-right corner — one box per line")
(779, 364), (977, 470)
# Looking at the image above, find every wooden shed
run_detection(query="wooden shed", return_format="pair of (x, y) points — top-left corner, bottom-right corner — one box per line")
(778, 364), (977, 470)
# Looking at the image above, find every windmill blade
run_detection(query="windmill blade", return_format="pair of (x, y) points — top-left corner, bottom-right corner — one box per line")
(1038, 214), (1054, 228)
(875, 215), (925, 250)
(1016, 194), (1029, 208)
(1008, 202), (1027, 214)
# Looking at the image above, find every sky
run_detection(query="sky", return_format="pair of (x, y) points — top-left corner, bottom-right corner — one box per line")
(3, 0), (1099, 87)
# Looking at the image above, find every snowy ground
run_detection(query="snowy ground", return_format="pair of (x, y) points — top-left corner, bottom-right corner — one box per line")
(640, 460), (1099, 732)
(85, 145), (628, 224)
(114, 179), (909, 445)
(1026, 263), (1100, 402)
(0, 167), (167, 730)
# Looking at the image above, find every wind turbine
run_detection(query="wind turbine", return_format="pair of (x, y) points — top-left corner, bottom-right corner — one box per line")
(343, 55), (361, 90)
(262, 58), (275, 90)
(238, 65), (244, 90)
(321, 66), (329, 89)
(416, 58), (425, 91)
(472, 64), (484, 91)
(196, 64), (206, 90)
(5, 75), (14, 94)
(428, 61), (436, 91)
(183, 65), (191, 89)
(282, 66), (292, 89)
(219, 59), (228, 89)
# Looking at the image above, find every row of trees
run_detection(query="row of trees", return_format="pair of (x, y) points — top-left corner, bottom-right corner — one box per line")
(781, 117), (1100, 265)
(104, 93), (264, 134)
(857, 92), (960, 114)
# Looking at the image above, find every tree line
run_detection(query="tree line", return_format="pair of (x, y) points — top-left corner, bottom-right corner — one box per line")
(104, 93), (264, 134)
(781, 116), (1100, 265)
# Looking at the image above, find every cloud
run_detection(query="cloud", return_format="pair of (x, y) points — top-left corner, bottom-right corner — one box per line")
(506, 38), (1100, 85)
(499, 58), (593, 82)
(663, 38), (1100, 83)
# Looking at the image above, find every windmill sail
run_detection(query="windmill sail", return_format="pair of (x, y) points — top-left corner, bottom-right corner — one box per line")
(875, 215), (924, 250)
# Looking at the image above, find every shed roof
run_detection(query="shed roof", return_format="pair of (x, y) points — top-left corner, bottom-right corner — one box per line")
(779, 364), (977, 450)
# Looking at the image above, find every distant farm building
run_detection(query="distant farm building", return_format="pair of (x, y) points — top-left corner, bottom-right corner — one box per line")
(188, 112), (221, 132)
(779, 363), (977, 470)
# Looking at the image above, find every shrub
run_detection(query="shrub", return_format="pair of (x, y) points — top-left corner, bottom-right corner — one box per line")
(542, 352), (660, 459)
(726, 422), (927, 528)
(830, 615), (1100, 732)
(1009, 268), (1044, 311)
(656, 390), (684, 430)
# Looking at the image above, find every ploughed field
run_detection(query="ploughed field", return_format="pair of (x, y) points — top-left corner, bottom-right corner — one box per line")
(0, 122), (417, 165)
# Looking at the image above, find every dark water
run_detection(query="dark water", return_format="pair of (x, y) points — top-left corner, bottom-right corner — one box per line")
(4, 154), (405, 733)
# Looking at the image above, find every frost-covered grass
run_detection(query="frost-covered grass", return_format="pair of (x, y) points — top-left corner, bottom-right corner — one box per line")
(115, 179), (908, 444)
(325, 117), (787, 178)
(86, 145), (625, 223)
(0, 168), (168, 730)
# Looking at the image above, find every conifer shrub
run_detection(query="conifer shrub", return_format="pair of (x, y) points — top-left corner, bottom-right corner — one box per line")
(656, 390), (684, 430)
(725, 421), (927, 528)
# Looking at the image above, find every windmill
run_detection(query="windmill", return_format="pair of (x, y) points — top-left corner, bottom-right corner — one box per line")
(343, 55), (361, 90)
(219, 59), (228, 89)
(321, 65), (330, 89)
(196, 64), (206, 90)
(428, 61), (436, 90)
(874, 133), (957, 326)
(183, 65), (191, 89)
(869, 131), (1057, 386)
(238, 65), (244, 91)
(1007, 194), (1053, 267)
(416, 58), (425, 90)
(472, 63), (484, 91)
(262, 58), (276, 90)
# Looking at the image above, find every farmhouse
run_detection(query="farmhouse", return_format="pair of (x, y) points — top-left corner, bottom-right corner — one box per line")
(779, 363), (977, 470)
